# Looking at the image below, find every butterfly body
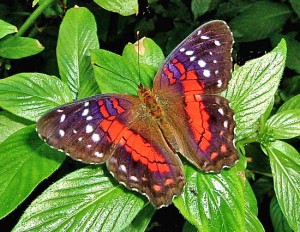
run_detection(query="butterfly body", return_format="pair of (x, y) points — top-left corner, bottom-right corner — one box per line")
(37, 20), (238, 208)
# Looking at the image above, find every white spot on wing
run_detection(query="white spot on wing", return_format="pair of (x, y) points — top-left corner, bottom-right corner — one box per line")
(201, 35), (209, 39)
(86, 116), (93, 121)
(218, 108), (224, 115)
(217, 79), (222, 87)
(78, 137), (83, 141)
(180, 47), (185, 52)
(224, 120), (229, 128)
(215, 70), (219, 74)
(197, 30), (201, 35)
(60, 114), (66, 122)
(119, 164), (127, 173)
(87, 144), (92, 148)
(190, 56), (196, 61)
(92, 133), (100, 142)
(203, 69), (210, 77)
(94, 151), (103, 158)
(82, 108), (89, 116)
(73, 129), (77, 134)
(198, 59), (206, 68)
(59, 129), (65, 137)
(57, 109), (63, 112)
(86, 124), (93, 133)
(214, 40), (221, 46)
(130, 176), (138, 182)
(209, 51), (213, 55)
(84, 102), (89, 107)
(213, 60), (217, 63)
(185, 50), (194, 56)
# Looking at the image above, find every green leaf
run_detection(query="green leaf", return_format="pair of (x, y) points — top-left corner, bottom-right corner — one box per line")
(77, 76), (101, 99)
(245, 180), (265, 232)
(0, 73), (73, 122)
(270, 196), (293, 232)
(0, 36), (44, 59)
(266, 140), (300, 232)
(229, 1), (291, 42)
(122, 37), (165, 69)
(13, 166), (146, 232)
(0, 111), (32, 144)
(122, 204), (155, 232)
(93, 0), (138, 16)
(289, 0), (300, 18)
(91, 49), (156, 96)
(191, 0), (212, 18)
(32, 0), (39, 7)
(271, 33), (300, 74)
(174, 165), (244, 231)
(0, 125), (65, 219)
(278, 94), (300, 113)
(0, 19), (17, 39)
(182, 221), (197, 232)
(57, 6), (99, 99)
(222, 39), (287, 141)
(266, 109), (300, 139)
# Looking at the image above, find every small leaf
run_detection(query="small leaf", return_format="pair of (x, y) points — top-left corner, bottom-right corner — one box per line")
(278, 94), (300, 113)
(266, 109), (300, 139)
(13, 167), (145, 232)
(270, 196), (293, 232)
(266, 140), (300, 232)
(222, 39), (287, 141)
(0, 36), (44, 59)
(57, 6), (99, 99)
(0, 19), (17, 39)
(32, 0), (39, 7)
(252, 177), (273, 203)
(191, 0), (212, 18)
(122, 37), (165, 69)
(93, 0), (138, 16)
(0, 125), (65, 219)
(0, 73), (73, 122)
(174, 165), (245, 231)
(0, 111), (32, 144)
(91, 49), (156, 96)
(229, 1), (291, 42)
(123, 204), (155, 232)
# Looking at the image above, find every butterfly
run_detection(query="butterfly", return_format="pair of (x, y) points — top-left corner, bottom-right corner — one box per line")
(36, 20), (238, 208)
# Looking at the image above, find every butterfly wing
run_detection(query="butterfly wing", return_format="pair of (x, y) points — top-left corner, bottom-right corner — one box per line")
(36, 94), (185, 208)
(153, 20), (238, 172)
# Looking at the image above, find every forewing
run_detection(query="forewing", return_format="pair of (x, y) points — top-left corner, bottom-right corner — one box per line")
(36, 94), (138, 164)
(153, 20), (233, 94)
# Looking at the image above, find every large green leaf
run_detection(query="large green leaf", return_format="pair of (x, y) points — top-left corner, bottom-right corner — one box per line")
(222, 39), (286, 140)
(0, 36), (44, 59)
(0, 73), (72, 122)
(0, 19), (17, 39)
(289, 0), (300, 18)
(91, 49), (156, 96)
(13, 167), (146, 232)
(0, 125), (65, 219)
(229, 1), (291, 42)
(191, 0), (212, 18)
(0, 111), (32, 144)
(93, 0), (138, 16)
(174, 165), (244, 231)
(122, 37), (165, 70)
(266, 140), (300, 231)
(266, 109), (300, 139)
(57, 6), (99, 99)
(270, 196), (292, 232)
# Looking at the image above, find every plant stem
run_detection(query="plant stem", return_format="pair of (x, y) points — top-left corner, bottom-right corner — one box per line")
(15, 0), (55, 37)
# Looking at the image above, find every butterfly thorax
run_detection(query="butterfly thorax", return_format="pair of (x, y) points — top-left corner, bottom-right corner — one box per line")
(138, 86), (162, 120)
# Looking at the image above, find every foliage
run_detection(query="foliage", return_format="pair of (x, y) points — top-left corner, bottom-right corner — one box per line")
(0, 0), (299, 231)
